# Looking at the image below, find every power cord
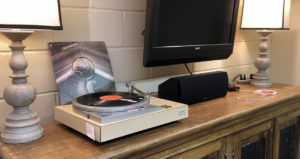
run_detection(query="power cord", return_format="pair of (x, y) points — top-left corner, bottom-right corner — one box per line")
(228, 74), (241, 91)
(228, 73), (255, 91)
(184, 63), (193, 75)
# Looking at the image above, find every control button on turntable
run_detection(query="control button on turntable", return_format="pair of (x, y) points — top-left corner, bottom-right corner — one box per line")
(161, 105), (171, 108)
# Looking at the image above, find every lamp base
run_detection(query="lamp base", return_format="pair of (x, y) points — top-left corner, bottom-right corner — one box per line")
(251, 73), (272, 88)
(1, 109), (43, 144)
(251, 30), (272, 88)
(0, 31), (43, 144)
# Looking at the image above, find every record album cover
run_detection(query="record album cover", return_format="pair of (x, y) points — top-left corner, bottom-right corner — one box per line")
(49, 41), (116, 105)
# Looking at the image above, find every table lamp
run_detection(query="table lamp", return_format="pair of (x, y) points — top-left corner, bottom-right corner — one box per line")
(0, 0), (62, 143)
(240, 0), (291, 87)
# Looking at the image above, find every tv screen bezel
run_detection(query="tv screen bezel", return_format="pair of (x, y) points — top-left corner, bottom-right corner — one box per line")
(143, 0), (240, 67)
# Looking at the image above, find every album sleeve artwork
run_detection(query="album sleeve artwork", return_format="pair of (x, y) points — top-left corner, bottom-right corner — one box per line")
(49, 42), (116, 105)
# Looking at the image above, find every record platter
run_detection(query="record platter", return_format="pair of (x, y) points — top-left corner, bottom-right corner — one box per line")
(55, 92), (188, 143)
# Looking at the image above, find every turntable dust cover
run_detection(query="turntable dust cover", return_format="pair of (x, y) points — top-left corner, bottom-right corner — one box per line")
(49, 42), (116, 105)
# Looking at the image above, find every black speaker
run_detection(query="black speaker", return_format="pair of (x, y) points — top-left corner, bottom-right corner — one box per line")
(158, 71), (228, 105)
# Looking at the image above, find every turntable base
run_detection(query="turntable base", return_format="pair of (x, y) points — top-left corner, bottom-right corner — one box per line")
(54, 97), (188, 142)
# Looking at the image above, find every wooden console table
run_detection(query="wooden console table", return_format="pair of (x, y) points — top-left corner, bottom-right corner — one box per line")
(1, 83), (300, 159)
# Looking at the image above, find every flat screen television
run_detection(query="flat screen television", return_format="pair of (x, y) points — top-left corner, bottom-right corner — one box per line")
(143, 0), (240, 67)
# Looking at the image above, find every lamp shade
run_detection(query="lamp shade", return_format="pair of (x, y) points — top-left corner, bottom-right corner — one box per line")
(0, 0), (62, 30)
(241, 0), (290, 30)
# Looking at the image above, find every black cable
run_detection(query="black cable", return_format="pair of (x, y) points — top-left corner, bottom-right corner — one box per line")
(184, 63), (193, 75)
(228, 74), (241, 92)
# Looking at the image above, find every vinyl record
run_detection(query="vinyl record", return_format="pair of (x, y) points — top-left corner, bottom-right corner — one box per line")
(76, 92), (145, 107)
(72, 92), (149, 113)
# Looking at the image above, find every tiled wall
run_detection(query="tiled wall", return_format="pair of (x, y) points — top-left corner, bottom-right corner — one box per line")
(0, 0), (260, 131)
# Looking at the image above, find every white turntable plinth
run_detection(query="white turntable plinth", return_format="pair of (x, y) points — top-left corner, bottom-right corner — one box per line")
(54, 97), (188, 143)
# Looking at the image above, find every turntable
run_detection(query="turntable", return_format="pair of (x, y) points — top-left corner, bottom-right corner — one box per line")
(54, 91), (188, 143)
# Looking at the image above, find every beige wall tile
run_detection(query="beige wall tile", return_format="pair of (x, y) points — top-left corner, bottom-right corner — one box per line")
(116, 77), (167, 93)
(0, 34), (11, 52)
(31, 93), (58, 124)
(235, 30), (260, 43)
(235, 28), (260, 43)
(60, 0), (90, 8)
(0, 53), (10, 98)
(54, 8), (90, 42)
(89, 10), (123, 47)
(124, 12), (145, 47)
(91, 0), (146, 11)
(193, 41), (259, 72)
(150, 64), (193, 78)
(108, 48), (149, 82)
(193, 60), (225, 72)
(224, 42), (259, 67)
(25, 51), (58, 93)
(24, 31), (54, 50)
